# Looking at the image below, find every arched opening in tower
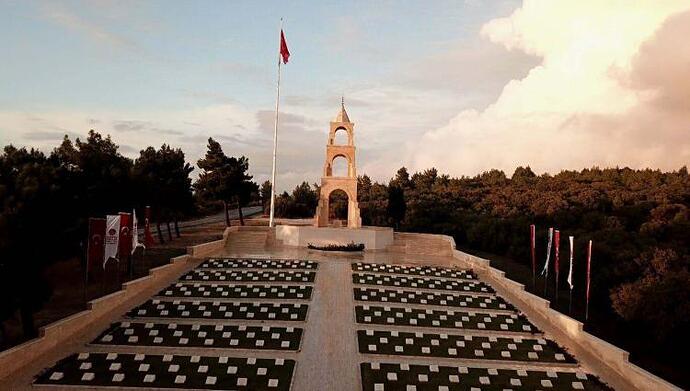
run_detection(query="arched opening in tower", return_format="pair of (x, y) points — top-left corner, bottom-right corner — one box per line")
(328, 189), (348, 226)
(333, 127), (349, 145)
(331, 155), (349, 177)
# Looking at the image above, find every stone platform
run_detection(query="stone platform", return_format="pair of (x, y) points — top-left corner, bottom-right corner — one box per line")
(275, 225), (394, 250)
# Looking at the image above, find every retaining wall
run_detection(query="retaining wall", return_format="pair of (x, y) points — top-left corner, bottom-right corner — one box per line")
(0, 253), (194, 381)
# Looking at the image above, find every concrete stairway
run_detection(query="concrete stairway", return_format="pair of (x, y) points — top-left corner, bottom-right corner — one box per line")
(225, 226), (270, 253)
(387, 232), (453, 256)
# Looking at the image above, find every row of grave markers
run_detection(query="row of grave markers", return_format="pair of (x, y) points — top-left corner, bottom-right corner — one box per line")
(530, 224), (593, 320)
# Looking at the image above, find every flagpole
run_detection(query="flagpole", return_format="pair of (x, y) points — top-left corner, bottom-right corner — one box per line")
(268, 18), (283, 228)
(568, 235), (574, 314)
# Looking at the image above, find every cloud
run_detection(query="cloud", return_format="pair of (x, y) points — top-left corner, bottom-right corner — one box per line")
(255, 110), (319, 134)
(408, 0), (690, 177)
(22, 130), (80, 142)
(395, 38), (540, 109)
(113, 120), (183, 135)
(40, 3), (141, 52)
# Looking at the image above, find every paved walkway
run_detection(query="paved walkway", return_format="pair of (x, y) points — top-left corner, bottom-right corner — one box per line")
(17, 245), (611, 390)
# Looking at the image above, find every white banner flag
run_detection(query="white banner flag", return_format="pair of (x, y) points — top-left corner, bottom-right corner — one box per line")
(131, 208), (142, 254)
(541, 227), (554, 276)
(103, 214), (120, 268)
(567, 235), (575, 289)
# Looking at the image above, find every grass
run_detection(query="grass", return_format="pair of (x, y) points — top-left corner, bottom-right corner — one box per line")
(94, 322), (303, 350)
(35, 352), (295, 390)
(355, 305), (539, 333)
(360, 362), (613, 391)
(158, 283), (313, 300)
(128, 300), (309, 321)
(357, 329), (575, 363)
(181, 269), (316, 283)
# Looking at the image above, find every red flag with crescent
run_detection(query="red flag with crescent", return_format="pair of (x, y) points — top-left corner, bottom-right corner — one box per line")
(119, 212), (132, 256)
(87, 218), (106, 274)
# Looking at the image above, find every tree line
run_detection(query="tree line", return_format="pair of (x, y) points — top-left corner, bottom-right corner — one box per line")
(271, 165), (690, 353)
(0, 131), (256, 343)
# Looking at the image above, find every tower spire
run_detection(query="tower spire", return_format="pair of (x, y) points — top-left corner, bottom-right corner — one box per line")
(335, 96), (350, 123)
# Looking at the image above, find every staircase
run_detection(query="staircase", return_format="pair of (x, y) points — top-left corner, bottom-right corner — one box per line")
(225, 226), (270, 254)
(387, 232), (453, 257)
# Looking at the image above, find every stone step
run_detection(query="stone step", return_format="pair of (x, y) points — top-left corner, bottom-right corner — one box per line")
(225, 230), (269, 251)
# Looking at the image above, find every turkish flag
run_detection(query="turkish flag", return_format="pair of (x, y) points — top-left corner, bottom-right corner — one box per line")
(119, 212), (132, 256)
(280, 29), (290, 64)
(87, 218), (106, 274)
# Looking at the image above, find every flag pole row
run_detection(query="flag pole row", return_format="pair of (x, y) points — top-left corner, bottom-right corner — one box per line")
(85, 206), (155, 288)
(530, 224), (594, 321)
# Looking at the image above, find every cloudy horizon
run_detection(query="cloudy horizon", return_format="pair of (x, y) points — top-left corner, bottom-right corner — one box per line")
(2, 0), (689, 191)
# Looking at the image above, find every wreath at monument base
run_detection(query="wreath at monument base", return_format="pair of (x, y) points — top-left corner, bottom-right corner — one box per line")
(307, 242), (365, 252)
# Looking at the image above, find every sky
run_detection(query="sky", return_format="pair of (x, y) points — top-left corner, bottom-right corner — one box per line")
(2, 0), (689, 191)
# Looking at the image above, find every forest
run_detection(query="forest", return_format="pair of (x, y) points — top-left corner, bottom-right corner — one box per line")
(0, 131), (256, 343)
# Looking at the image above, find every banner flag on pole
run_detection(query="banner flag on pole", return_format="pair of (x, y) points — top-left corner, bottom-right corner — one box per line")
(541, 227), (554, 276)
(118, 212), (132, 257)
(567, 236), (575, 289)
(103, 214), (121, 269)
(144, 206), (155, 248)
(87, 217), (106, 276)
(132, 208), (143, 253)
(586, 239), (593, 320)
(530, 224), (536, 286)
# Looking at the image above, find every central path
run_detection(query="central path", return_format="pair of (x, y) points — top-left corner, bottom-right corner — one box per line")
(293, 260), (359, 390)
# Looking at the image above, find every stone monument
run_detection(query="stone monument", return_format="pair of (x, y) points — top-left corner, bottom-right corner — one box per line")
(314, 99), (362, 228)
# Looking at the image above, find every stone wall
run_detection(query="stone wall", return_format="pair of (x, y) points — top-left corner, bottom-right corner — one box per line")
(0, 253), (198, 381)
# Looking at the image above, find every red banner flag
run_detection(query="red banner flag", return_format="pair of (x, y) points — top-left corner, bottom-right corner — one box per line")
(144, 206), (155, 248)
(87, 218), (106, 275)
(280, 29), (290, 64)
(586, 240), (593, 320)
(530, 224), (536, 286)
(119, 212), (132, 257)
